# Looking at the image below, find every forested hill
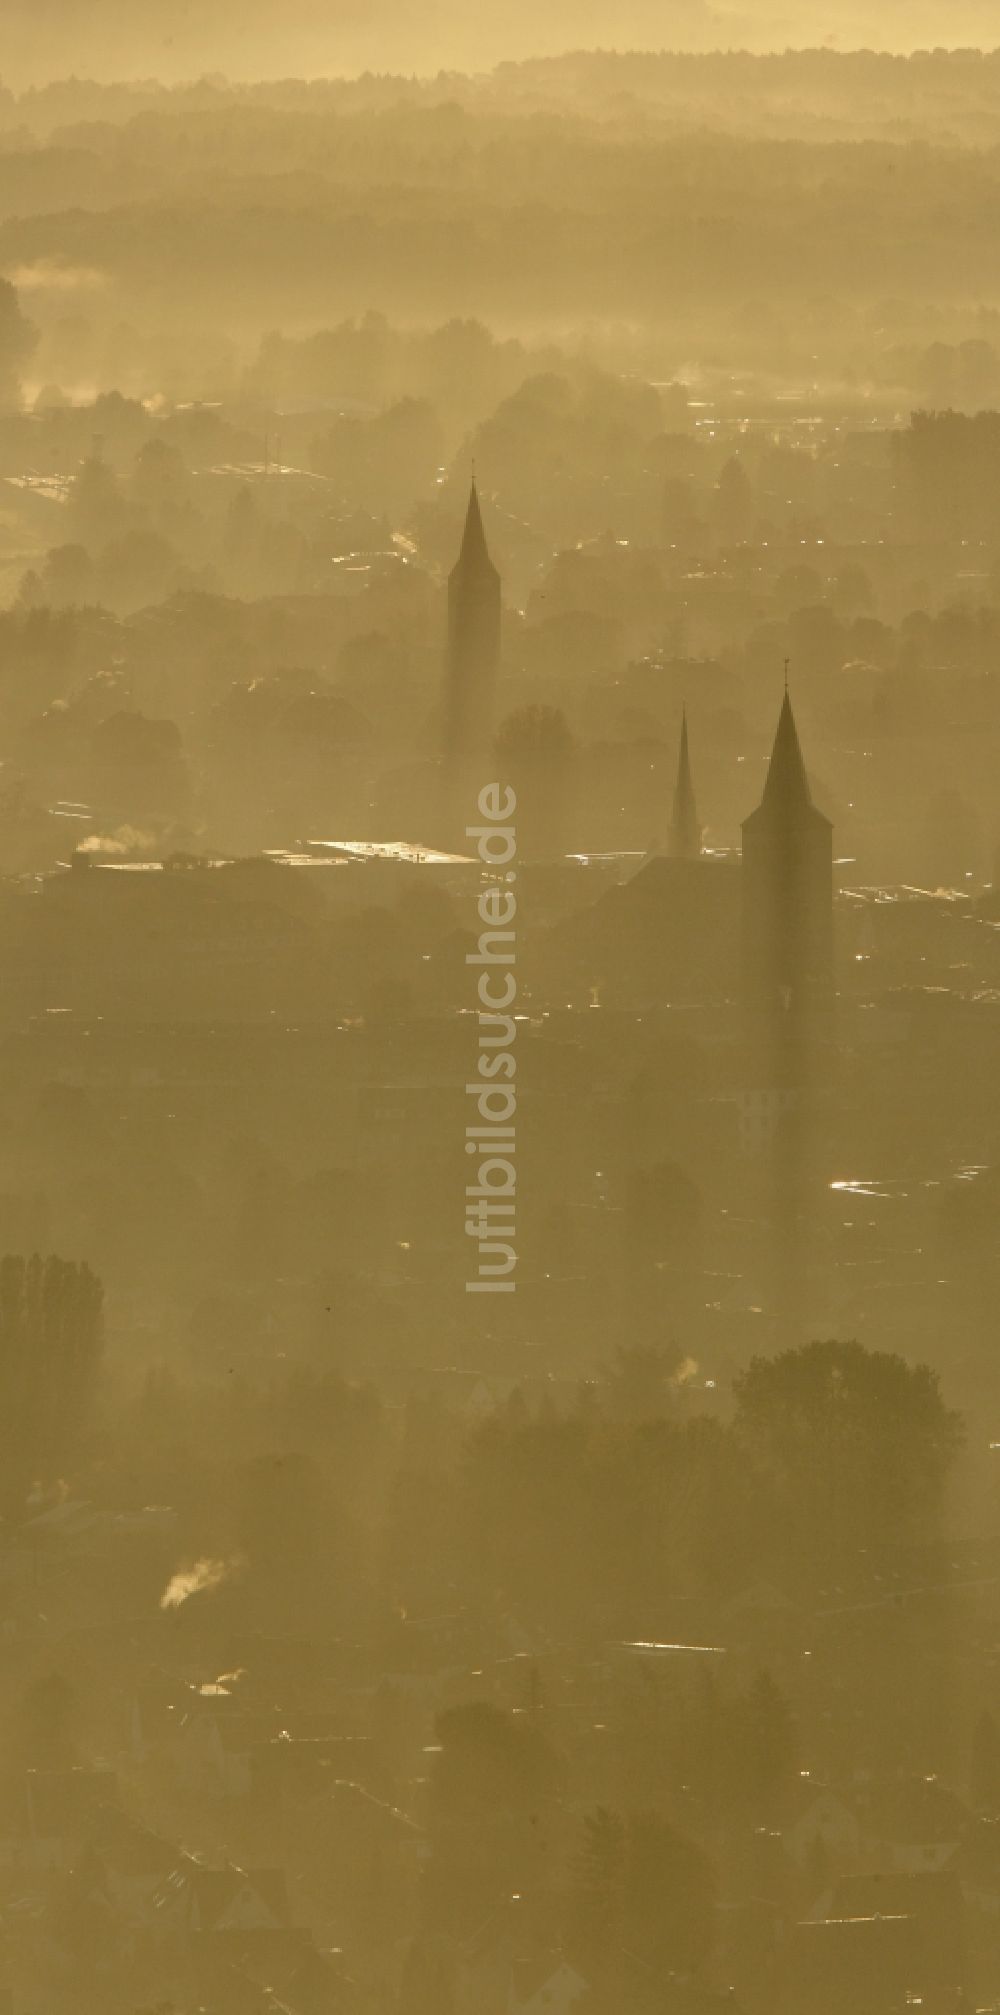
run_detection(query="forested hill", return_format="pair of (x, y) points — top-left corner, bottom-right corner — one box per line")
(2, 0), (1000, 84)
(6, 44), (1000, 141)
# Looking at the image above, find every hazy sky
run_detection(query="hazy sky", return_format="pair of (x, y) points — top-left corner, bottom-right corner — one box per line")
(5, 0), (1000, 87)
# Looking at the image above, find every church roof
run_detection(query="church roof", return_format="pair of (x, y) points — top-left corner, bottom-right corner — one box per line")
(451, 479), (499, 581)
(743, 691), (831, 831)
(670, 708), (701, 859)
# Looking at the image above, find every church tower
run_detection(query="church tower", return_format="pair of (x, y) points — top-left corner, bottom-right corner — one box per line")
(740, 688), (833, 1343)
(668, 708), (701, 859)
(443, 480), (501, 767)
(741, 690), (833, 1030)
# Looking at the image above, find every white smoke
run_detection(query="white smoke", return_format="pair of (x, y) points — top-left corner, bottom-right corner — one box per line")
(159, 1556), (240, 1611)
(77, 827), (157, 857)
(11, 261), (107, 294)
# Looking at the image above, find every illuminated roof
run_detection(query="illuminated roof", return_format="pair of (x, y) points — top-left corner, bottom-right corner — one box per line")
(305, 839), (476, 866)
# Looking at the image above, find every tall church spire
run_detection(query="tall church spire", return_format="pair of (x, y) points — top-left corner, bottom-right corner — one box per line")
(668, 708), (701, 859)
(741, 688), (833, 1020)
(442, 479), (502, 772)
(455, 479), (494, 575)
(756, 689), (814, 820)
(740, 685), (834, 1345)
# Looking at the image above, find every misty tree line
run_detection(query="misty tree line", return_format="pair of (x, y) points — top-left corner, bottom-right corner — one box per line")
(0, 1244), (959, 1589)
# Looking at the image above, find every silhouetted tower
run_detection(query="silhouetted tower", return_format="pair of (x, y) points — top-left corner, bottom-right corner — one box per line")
(741, 690), (833, 1034)
(668, 708), (701, 859)
(741, 688), (834, 1342)
(443, 480), (501, 767)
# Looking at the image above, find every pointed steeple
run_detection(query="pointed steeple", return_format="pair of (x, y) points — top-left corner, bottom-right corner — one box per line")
(443, 478), (502, 772)
(741, 681), (834, 1025)
(760, 690), (813, 813)
(745, 688), (830, 834)
(452, 479), (498, 582)
(669, 708), (701, 859)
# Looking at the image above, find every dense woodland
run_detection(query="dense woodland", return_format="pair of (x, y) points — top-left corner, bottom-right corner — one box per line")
(5, 55), (1000, 392)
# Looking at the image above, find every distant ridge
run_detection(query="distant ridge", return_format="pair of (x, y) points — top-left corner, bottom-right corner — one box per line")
(1, 1), (998, 93)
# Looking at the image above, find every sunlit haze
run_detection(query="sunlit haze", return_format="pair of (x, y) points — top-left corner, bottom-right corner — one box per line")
(0, 6), (997, 2015)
